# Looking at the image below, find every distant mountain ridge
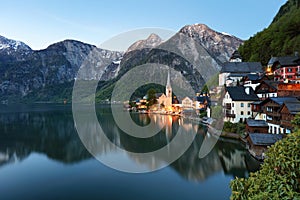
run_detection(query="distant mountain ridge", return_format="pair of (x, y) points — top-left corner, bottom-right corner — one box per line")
(0, 23), (243, 103)
(0, 35), (31, 51)
(127, 33), (163, 52)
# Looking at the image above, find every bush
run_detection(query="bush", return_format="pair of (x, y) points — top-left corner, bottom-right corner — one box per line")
(230, 129), (300, 199)
(223, 121), (245, 135)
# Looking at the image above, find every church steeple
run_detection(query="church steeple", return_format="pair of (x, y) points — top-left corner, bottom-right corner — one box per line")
(166, 69), (172, 101)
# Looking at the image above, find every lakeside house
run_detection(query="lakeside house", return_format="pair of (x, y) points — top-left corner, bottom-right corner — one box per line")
(246, 133), (283, 160)
(194, 95), (210, 110)
(246, 119), (269, 134)
(223, 86), (259, 123)
(279, 101), (300, 134)
(181, 97), (193, 110)
(267, 53), (300, 82)
(253, 97), (299, 134)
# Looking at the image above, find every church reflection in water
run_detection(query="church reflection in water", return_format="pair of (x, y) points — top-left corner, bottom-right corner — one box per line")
(0, 104), (261, 181)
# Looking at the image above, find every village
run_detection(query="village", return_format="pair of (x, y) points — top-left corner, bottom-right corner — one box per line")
(124, 50), (300, 160)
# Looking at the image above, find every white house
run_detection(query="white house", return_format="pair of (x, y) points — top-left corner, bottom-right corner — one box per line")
(219, 62), (263, 86)
(254, 80), (278, 100)
(182, 97), (193, 110)
(223, 86), (259, 123)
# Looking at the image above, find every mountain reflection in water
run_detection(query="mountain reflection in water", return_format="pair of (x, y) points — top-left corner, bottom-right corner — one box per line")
(0, 104), (261, 181)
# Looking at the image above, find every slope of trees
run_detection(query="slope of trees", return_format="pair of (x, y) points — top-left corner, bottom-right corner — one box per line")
(239, 0), (300, 65)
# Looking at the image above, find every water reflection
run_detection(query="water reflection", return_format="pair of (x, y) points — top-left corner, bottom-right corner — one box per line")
(0, 104), (260, 181)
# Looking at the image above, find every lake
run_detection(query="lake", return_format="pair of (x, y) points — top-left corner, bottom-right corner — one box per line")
(0, 104), (261, 200)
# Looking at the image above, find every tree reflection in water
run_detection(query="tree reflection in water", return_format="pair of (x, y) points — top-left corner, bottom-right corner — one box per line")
(0, 104), (261, 181)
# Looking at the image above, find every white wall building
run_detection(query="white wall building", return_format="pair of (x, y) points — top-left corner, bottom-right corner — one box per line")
(182, 97), (193, 110)
(223, 86), (259, 123)
(219, 62), (263, 86)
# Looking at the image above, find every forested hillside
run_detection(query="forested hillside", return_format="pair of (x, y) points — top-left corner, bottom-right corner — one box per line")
(239, 0), (300, 65)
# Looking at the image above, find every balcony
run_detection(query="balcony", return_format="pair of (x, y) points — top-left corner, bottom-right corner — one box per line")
(281, 120), (293, 129)
(266, 119), (280, 125)
(225, 103), (231, 109)
(264, 103), (280, 108)
(265, 111), (281, 117)
(225, 113), (236, 118)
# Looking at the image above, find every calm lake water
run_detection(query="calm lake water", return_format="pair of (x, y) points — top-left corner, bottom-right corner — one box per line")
(0, 104), (261, 200)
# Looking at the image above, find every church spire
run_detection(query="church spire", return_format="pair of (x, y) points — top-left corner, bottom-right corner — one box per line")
(166, 69), (172, 99)
(166, 69), (171, 88)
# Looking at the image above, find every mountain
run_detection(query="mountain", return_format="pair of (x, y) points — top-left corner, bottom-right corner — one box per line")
(127, 33), (163, 52)
(0, 37), (122, 102)
(0, 35), (32, 63)
(95, 25), (243, 101)
(238, 0), (300, 65)
(0, 23), (243, 103)
(0, 35), (31, 51)
(179, 24), (244, 63)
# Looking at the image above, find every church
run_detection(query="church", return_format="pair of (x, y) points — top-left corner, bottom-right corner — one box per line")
(157, 70), (173, 110)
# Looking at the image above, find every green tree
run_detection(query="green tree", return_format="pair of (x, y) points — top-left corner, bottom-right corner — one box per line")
(147, 88), (157, 107)
(292, 112), (300, 131)
(201, 84), (209, 94)
(230, 129), (300, 199)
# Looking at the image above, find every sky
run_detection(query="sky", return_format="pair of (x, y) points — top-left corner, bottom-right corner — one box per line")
(0, 0), (287, 50)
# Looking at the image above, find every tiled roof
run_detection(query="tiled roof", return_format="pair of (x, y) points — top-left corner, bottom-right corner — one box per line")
(263, 81), (279, 90)
(220, 62), (263, 73)
(268, 55), (300, 66)
(249, 133), (283, 146)
(269, 97), (299, 105)
(283, 101), (300, 114)
(251, 101), (263, 105)
(259, 97), (299, 107)
(244, 74), (261, 81)
(247, 119), (269, 127)
(196, 96), (210, 103)
(255, 80), (279, 94)
(226, 86), (259, 101)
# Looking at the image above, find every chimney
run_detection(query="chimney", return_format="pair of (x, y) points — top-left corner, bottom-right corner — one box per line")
(245, 87), (250, 95)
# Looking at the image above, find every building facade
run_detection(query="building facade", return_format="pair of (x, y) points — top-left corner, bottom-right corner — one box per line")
(267, 54), (300, 82)
(223, 86), (259, 123)
(219, 62), (263, 86)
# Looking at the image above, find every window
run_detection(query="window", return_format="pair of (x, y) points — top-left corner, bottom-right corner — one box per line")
(267, 106), (272, 112)
(248, 103), (251, 108)
(232, 103), (234, 107)
(241, 111), (244, 115)
(247, 111), (251, 115)
(241, 103), (244, 107)
(288, 68), (292, 72)
(267, 115), (272, 120)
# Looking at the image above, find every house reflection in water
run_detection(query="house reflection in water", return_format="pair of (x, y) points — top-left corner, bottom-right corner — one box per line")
(0, 105), (261, 181)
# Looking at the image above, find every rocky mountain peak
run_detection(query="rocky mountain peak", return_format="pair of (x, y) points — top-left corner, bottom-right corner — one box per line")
(180, 23), (244, 63)
(0, 35), (32, 52)
(127, 33), (163, 52)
